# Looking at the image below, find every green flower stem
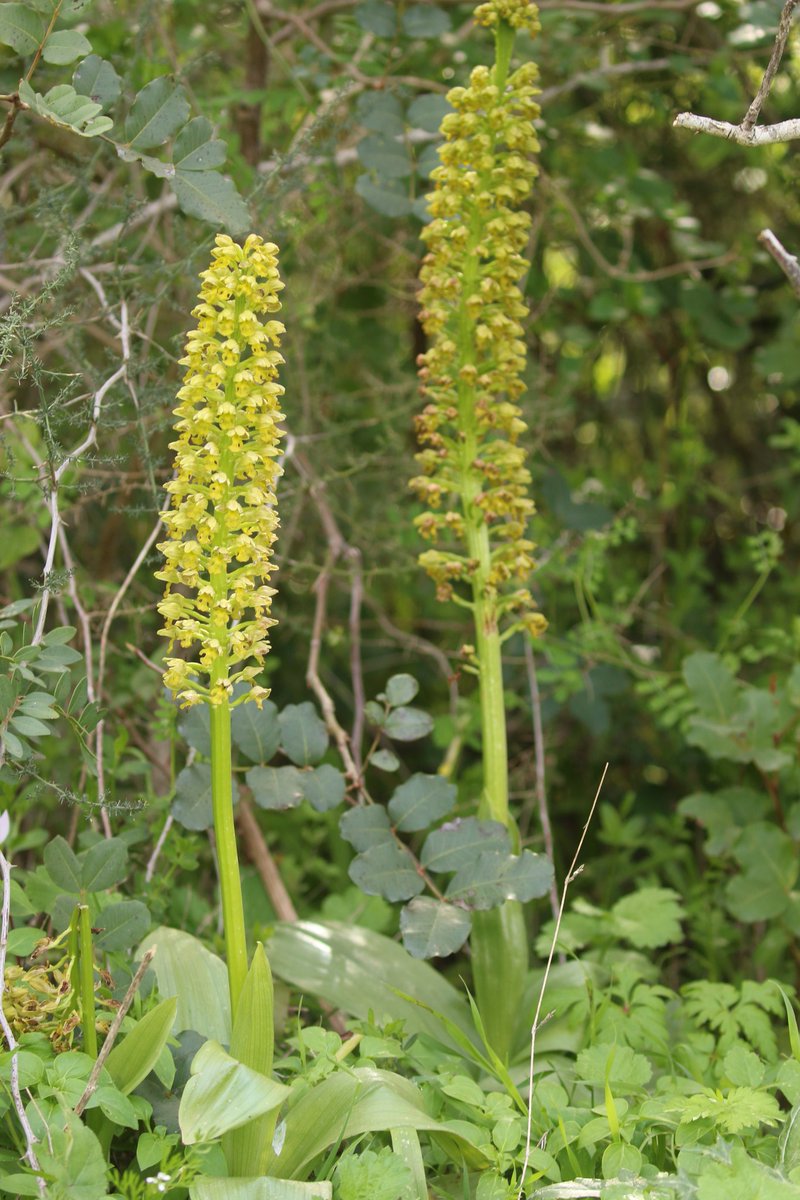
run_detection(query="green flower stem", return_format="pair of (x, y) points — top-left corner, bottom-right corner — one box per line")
(77, 904), (97, 1059)
(210, 698), (248, 1018)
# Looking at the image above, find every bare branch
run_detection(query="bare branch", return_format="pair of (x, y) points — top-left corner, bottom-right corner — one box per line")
(74, 948), (157, 1117)
(236, 796), (298, 922)
(675, 0), (800, 144)
(673, 112), (800, 145)
(758, 228), (800, 298)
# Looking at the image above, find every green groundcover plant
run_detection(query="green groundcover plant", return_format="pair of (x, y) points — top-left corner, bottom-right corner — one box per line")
(2, 0), (800, 1198)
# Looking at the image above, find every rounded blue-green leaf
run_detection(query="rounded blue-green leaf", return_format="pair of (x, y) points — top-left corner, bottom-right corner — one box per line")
(278, 702), (328, 766)
(301, 763), (346, 812)
(349, 842), (424, 902)
(388, 773), (455, 832)
(355, 0), (395, 36)
(339, 805), (391, 851)
(231, 699), (280, 764)
(384, 673), (419, 707)
(73, 54), (121, 108)
(420, 818), (510, 874)
(383, 706), (433, 742)
(247, 765), (305, 810)
(402, 4), (450, 37)
(407, 94), (452, 132)
(172, 762), (214, 830)
(400, 897), (471, 959)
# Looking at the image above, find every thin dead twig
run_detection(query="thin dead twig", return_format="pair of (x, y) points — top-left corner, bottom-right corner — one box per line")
(518, 764), (609, 1200)
(74, 949), (156, 1116)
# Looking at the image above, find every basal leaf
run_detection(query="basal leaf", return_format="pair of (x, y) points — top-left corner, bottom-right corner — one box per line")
(400, 897), (471, 959)
(125, 76), (190, 149)
(179, 1039), (289, 1144)
(137, 927), (230, 1043)
(105, 996), (178, 1095)
(388, 773), (454, 833)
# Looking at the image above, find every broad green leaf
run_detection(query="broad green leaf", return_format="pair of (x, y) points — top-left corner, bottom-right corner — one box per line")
(383, 705), (433, 742)
(179, 1039), (289, 1144)
(722, 1045), (765, 1087)
(73, 54), (121, 107)
(192, 1183), (332, 1200)
(262, 1066), (486, 1178)
(224, 944), (277, 1177)
(575, 1042), (652, 1092)
(355, 174), (412, 218)
(79, 836), (128, 891)
(173, 115), (228, 170)
(8, 714), (50, 737)
(601, 1141), (642, 1179)
(247, 765), (305, 810)
(137, 926), (231, 1042)
(384, 673), (419, 706)
(371, 749), (400, 772)
(171, 169), (250, 234)
(339, 804), (392, 851)
(682, 651), (738, 718)
(420, 818), (510, 873)
(89, 1083), (139, 1128)
(388, 773), (455, 832)
(446, 849), (553, 909)
(349, 841), (424, 902)
(407, 94), (452, 132)
(300, 763), (346, 812)
(95, 899), (150, 950)
(0, 4), (44, 56)
(402, 4), (451, 36)
(18, 80), (112, 136)
(178, 703), (211, 755)
(172, 761), (216, 830)
(32, 1109), (106, 1197)
(726, 825), (797, 921)
(356, 91), (404, 135)
(41, 29), (91, 65)
(611, 887), (684, 949)
(266, 920), (479, 1049)
(125, 76), (190, 148)
(780, 1104), (800, 1173)
(278, 702), (328, 766)
(357, 134), (414, 179)
(354, 0), (395, 36)
(333, 1146), (412, 1200)
(232, 699), (280, 763)
(6, 927), (43, 957)
(43, 835), (82, 893)
(105, 996), (178, 1095)
(400, 897), (471, 958)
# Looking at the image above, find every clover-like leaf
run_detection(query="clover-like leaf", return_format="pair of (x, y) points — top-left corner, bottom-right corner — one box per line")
(349, 842), (424, 902)
(339, 805), (392, 851)
(400, 897), (471, 959)
(420, 817), (510, 874)
(247, 765), (305, 810)
(278, 702), (329, 766)
(388, 773), (456, 833)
